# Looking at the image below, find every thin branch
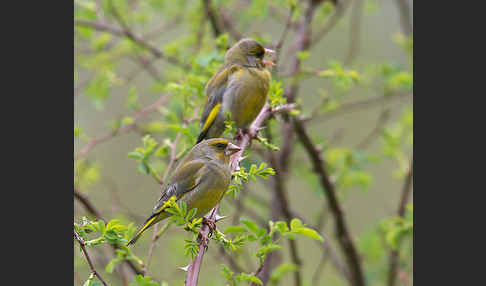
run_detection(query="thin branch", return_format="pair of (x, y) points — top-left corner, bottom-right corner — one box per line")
(217, 246), (246, 273)
(142, 15), (183, 40)
(218, 7), (243, 41)
(288, 205), (351, 282)
(395, 0), (413, 36)
(202, 0), (222, 37)
(74, 189), (145, 276)
(162, 132), (183, 185)
(387, 159), (413, 286)
(74, 230), (109, 286)
(311, 0), (352, 47)
(74, 18), (188, 69)
(194, 14), (206, 53)
(105, 178), (145, 222)
(143, 224), (159, 276)
(344, 0), (364, 65)
(355, 108), (391, 150)
(130, 54), (163, 82)
(268, 145), (303, 286)
(305, 92), (411, 125)
(75, 94), (171, 159)
(293, 118), (366, 286)
(274, 4), (296, 57)
(74, 189), (104, 219)
(107, 0), (187, 67)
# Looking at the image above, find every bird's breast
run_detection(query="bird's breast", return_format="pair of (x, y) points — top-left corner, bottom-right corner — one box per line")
(228, 68), (271, 127)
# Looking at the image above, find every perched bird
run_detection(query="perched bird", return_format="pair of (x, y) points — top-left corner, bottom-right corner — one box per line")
(127, 138), (241, 245)
(196, 38), (275, 144)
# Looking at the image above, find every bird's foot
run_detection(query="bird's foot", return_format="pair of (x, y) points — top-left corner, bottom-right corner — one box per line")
(202, 217), (217, 237)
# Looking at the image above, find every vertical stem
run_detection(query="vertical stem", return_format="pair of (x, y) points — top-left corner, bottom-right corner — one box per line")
(387, 159), (413, 286)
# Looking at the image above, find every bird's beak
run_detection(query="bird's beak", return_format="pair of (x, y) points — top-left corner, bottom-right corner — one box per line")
(263, 48), (276, 66)
(265, 48), (275, 55)
(226, 143), (242, 156)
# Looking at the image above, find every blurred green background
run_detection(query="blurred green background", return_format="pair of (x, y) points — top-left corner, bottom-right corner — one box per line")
(75, 0), (413, 285)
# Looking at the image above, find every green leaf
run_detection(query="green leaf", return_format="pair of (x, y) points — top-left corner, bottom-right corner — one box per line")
(241, 219), (266, 237)
(290, 218), (303, 230)
(94, 220), (105, 234)
(128, 152), (144, 160)
(106, 219), (120, 231)
(186, 208), (198, 221)
(105, 258), (121, 273)
(291, 227), (324, 242)
(220, 264), (234, 281)
(237, 273), (263, 285)
(224, 226), (248, 234)
(289, 218), (323, 242)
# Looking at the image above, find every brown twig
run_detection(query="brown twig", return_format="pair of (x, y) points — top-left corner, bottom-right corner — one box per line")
(218, 8), (243, 41)
(274, 3), (296, 58)
(74, 230), (109, 286)
(311, 0), (352, 47)
(293, 118), (366, 286)
(74, 189), (104, 219)
(75, 94), (171, 159)
(387, 159), (413, 286)
(395, 0), (413, 36)
(130, 54), (163, 82)
(344, 0), (364, 65)
(202, 0), (222, 37)
(142, 15), (183, 40)
(355, 108), (391, 150)
(75, 16), (187, 69)
(162, 132), (183, 185)
(143, 224), (159, 276)
(305, 92), (410, 125)
(217, 246), (246, 273)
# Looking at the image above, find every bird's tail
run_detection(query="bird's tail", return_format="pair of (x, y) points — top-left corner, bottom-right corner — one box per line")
(195, 129), (209, 145)
(127, 215), (158, 246)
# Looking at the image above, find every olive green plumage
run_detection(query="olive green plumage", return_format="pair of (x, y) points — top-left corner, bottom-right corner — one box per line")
(127, 138), (241, 246)
(196, 38), (273, 144)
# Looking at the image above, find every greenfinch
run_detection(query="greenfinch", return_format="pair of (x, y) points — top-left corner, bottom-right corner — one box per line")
(196, 38), (275, 144)
(127, 138), (241, 245)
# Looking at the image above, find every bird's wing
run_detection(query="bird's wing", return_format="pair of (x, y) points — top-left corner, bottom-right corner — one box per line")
(151, 159), (207, 215)
(197, 64), (241, 143)
(127, 160), (207, 244)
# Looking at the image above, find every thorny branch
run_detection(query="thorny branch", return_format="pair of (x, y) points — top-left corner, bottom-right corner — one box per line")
(183, 103), (296, 286)
(74, 230), (109, 286)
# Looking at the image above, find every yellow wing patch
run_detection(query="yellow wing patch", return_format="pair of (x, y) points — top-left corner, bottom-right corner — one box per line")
(202, 103), (221, 132)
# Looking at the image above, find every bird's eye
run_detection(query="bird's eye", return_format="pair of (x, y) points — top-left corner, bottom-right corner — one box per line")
(255, 50), (265, 58)
(215, 143), (227, 149)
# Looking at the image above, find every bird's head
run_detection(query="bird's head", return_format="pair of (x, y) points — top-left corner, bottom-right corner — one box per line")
(225, 38), (275, 69)
(196, 138), (241, 164)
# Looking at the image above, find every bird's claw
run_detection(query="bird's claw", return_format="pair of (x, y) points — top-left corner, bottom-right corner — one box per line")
(202, 217), (217, 237)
